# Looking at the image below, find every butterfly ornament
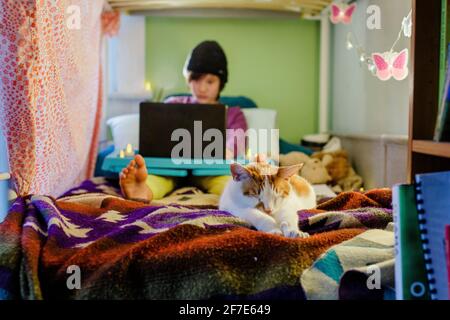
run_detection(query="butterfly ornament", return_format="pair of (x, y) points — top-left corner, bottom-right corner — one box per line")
(371, 49), (409, 81)
(402, 11), (412, 38)
(330, 2), (357, 24)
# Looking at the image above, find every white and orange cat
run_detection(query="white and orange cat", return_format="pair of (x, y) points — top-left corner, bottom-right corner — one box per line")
(219, 159), (316, 238)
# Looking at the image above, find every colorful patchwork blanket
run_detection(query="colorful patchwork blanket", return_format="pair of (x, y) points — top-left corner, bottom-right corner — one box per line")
(301, 226), (395, 300)
(0, 178), (393, 300)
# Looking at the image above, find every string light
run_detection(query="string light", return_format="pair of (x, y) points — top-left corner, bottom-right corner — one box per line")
(359, 53), (366, 62)
(346, 32), (354, 50)
(343, 8), (412, 78)
(368, 63), (377, 75)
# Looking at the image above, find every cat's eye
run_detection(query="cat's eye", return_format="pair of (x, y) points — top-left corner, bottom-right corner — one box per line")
(244, 191), (257, 197)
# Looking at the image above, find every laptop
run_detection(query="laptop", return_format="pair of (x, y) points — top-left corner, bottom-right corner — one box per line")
(139, 102), (227, 160)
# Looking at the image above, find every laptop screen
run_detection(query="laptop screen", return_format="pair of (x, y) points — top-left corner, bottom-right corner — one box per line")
(139, 102), (227, 160)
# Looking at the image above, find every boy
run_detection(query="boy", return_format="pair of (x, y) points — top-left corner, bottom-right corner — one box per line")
(119, 41), (248, 202)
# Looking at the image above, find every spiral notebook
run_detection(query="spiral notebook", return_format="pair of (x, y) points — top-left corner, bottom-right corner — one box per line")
(446, 225), (450, 298)
(393, 184), (430, 300)
(414, 171), (450, 300)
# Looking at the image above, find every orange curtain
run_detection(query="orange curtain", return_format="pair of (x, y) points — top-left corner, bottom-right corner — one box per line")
(0, 0), (119, 197)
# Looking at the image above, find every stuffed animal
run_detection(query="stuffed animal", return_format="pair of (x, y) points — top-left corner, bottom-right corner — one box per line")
(278, 151), (310, 167)
(312, 150), (363, 192)
(279, 150), (364, 192)
(279, 152), (332, 185)
(301, 158), (333, 184)
(336, 167), (364, 192)
(312, 150), (350, 183)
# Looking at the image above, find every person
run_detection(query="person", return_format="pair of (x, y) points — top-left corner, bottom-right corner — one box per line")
(119, 40), (248, 202)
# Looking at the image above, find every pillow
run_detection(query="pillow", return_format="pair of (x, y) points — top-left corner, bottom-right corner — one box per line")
(241, 108), (277, 130)
(106, 113), (139, 152)
(106, 108), (279, 156)
(241, 108), (279, 158)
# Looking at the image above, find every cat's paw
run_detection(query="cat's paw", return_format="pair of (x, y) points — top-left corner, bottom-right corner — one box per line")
(297, 231), (310, 239)
(287, 229), (310, 238)
(266, 228), (283, 236)
(280, 222), (310, 238)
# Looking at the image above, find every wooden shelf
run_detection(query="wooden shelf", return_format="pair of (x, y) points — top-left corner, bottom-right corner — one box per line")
(407, 0), (449, 181)
(412, 140), (450, 158)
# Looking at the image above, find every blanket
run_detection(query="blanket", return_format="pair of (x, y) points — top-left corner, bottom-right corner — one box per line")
(0, 180), (393, 300)
(301, 225), (395, 300)
(61, 177), (221, 207)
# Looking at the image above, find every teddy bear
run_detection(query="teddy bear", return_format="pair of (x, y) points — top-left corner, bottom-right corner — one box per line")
(311, 150), (363, 192)
(279, 152), (332, 185)
(334, 167), (364, 193)
(279, 150), (364, 193)
(312, 150), (350, 183)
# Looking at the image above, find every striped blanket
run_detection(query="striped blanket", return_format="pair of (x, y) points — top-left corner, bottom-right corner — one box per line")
(0, 178), (393, 300)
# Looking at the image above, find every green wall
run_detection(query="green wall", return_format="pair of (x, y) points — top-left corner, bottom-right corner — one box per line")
(145, 17), (319, 144)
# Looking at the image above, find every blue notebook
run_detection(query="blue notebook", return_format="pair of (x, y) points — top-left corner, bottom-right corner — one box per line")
(414, 171), (450, 300)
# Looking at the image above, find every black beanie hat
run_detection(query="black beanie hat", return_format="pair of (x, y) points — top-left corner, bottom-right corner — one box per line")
(183, 40), (228, 86)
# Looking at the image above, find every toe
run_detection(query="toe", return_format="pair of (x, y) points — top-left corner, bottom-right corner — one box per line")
(128, 164), (136, 174)
(135, 154), (145, 167)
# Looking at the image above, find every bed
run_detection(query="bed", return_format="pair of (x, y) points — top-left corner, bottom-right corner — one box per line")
(0, 177), (395, 300)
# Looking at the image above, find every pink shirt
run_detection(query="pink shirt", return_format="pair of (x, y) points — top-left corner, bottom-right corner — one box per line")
(164, 96), (248, 157)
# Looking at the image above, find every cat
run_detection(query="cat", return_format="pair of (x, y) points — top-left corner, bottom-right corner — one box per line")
(219, 160), (316, 238)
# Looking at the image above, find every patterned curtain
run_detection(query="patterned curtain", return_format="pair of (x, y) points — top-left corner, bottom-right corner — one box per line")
(0, 0), (119, 197)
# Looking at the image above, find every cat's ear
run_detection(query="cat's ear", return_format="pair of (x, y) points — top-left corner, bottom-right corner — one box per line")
(230, 163), (251, 181)
(254, 153), (267, 163)
(277, 164), (303, 179)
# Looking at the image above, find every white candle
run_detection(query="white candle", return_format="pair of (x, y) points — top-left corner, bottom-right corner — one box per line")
(145, 81), (152, 92)
(125, 143), (134, 156)
(246, 148), (252, 161)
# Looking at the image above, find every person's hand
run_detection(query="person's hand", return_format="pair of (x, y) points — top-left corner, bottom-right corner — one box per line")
(225, 148), (234, 160)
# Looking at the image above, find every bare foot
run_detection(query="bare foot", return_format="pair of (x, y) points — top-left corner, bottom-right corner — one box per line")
(119, 154), (153, 202)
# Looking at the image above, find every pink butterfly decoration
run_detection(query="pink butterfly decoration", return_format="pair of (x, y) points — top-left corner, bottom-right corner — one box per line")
(330, 3), (357, 24)
(372, 49), (409, 81)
